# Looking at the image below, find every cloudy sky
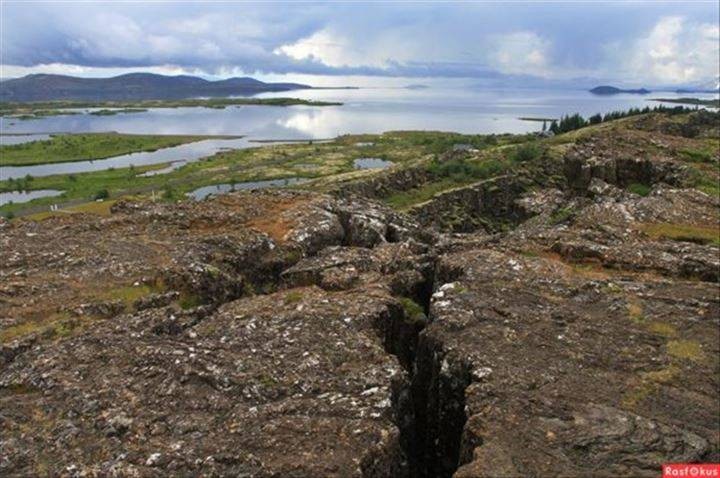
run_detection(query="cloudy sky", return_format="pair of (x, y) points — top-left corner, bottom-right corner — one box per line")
(1, 1), (718, 87)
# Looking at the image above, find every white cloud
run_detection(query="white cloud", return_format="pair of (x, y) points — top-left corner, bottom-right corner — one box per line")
(624, 16), (719, 84)
(274, 29), (391, 69)
(489, 31), (552, 77)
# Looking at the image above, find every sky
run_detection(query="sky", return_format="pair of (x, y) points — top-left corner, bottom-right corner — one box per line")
(1, 1), (719, 88)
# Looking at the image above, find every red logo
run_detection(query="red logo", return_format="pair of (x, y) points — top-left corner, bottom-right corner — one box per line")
(663, 464), (720, 478)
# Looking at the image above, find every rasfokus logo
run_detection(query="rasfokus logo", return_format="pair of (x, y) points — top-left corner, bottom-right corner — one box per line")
(663, 464), (720, 478)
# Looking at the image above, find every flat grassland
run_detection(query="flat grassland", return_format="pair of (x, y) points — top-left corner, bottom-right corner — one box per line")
(0, 133), (228, 166)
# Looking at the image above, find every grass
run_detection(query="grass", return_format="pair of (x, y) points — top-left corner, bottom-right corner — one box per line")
(89, 108), (147, 116)
(385, 178), (474, 209)
(0, 133), (218, 166)
(383, 137), (552, 210)
(550, 206), (575, 225)
(0, 311), (78, 343)
(680, 148), (715, 164)
(1, 130), (513, 218)
(284, 291), (304, 304)
(638, 223), (720, 246)
(24, 199), (117, 220)
(627, 182), (651, 196)
(666, 340), (704, 362)
(178, 293), (204, 310)
(102, 283), (157, 307)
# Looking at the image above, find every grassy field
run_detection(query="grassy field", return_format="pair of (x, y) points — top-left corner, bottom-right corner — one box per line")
(2, 111), (716, 219)
(0, 130), (534, 217)
(0, 133), (227, 166)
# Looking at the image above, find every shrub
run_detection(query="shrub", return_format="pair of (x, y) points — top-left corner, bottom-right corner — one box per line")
(93, 189), (110, 200)
(511, 142), (544, 163)
(428, 157), (506, 182)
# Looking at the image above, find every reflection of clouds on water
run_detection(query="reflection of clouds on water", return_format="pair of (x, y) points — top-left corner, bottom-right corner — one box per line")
(3, 88), (718, 138)
(277, 109), (344, 138)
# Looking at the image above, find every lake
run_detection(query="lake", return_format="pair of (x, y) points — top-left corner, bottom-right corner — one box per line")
(1, 86), (716, 190)
(2, 87), (715, 139)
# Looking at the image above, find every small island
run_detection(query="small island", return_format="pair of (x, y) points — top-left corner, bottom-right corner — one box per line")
(651, 97), (720, 108)
(590, 85), (651, 95)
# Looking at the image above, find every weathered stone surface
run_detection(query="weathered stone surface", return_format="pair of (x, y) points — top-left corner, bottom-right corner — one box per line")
(0, 287), (413, 477)
(1, 111), (718, 477)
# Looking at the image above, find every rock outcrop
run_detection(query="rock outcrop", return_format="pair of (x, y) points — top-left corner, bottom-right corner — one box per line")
(1, 112), (718, 477)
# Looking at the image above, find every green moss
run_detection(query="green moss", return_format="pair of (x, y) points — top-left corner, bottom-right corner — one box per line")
(639, 223), (720, 246)
(667, 340), (704, 362)
(103, 283), (157, 306)
(550, 206), (574, 225)
(178, 293), (204, 310)
(680, 148), (714, 164)
(399, 297), (426, 323)
(284, 291), (303, 304)
(646, 321), (678, 338)
(627, 183), (651, 196)
(622, 364), (679, 409)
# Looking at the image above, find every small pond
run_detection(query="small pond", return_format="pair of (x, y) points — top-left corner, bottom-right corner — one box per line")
(0, 189), (63, 206)
(188, 177), (309, 200)
(353, 157), (394, 169)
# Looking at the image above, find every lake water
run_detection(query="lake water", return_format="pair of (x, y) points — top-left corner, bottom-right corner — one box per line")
(0, 189), (63, 206)
(1, 86), (716, 190)
(2, 87), (715, 139)
(1, 137), (250, 179)
(1, 134), (52, 145)
(354, 158), (394, 169)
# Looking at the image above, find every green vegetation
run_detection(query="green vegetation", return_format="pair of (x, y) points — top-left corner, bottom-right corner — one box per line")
(550, 206), (575, 225)
(510, 142), (545, 162)
(549, 105), (695, 135)
(680, 148), (715, 164)
(399, 297), (426, 323)
(0, 97), (342, 118)
(651, 97), (720, 108)
(627, 182), (651, 196)
(6, 110), (81, 120)
(385, 136), (551, 210)
(284, 291), (304, 304)
(89, 108), (148, 116)
(638, 223), (720, 246)
(1, 130), (480, 217)
(385, 179), (468, 209)
(0, 133), (221, 166)
(93, 189), (110, 200)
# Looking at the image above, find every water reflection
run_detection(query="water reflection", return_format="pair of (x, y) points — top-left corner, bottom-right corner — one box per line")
(354, 158), (394, 169)
(188, 177), (309, 200)
(0, 189), (63, 206)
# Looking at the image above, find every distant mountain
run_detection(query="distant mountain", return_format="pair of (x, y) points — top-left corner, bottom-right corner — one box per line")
(590, 85), (651, 95)
(0, 73), (312, 102)
(675, 76), (720, 94)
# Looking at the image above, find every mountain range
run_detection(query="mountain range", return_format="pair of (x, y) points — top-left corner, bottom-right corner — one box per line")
(0, 73), (312, 102)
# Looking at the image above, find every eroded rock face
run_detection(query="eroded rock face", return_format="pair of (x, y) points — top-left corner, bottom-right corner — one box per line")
(1, 287), (414, 477)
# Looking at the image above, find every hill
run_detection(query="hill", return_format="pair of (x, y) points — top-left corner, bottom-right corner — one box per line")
(0, 73), (312, 102)
(590, 85), (651, 95)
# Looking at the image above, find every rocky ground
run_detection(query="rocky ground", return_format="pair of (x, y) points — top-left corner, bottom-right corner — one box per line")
(1, 111), (718, 477)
